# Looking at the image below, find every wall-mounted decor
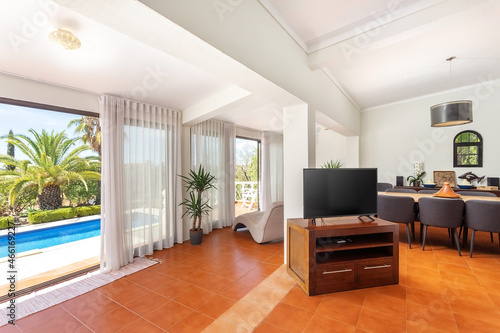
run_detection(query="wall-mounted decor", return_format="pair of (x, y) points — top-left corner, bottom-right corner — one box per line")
(434, 171), (456, 187)
(458, 172), (485, 183)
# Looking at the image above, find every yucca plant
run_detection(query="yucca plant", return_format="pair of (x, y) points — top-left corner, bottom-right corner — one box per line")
(179, 192), (212, 231)
(321, 159), (343, 169)
(179, 165), (217, 231)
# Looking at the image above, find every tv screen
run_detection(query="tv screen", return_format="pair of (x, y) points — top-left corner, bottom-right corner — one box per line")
(303, 168), (378, 220)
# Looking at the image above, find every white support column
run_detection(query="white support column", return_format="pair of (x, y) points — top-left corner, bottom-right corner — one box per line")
(346, 136), (360, 168)
(282, 104), (315, 262)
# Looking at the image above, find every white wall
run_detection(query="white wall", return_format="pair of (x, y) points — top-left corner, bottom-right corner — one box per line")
(0, 73), (99, 113)
(316, 125), (347, 168)
(361, 82), (500, 186)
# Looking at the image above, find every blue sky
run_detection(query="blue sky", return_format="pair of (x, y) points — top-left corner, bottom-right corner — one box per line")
(0, 104), (86, 161)
(235, 137), (258, 165)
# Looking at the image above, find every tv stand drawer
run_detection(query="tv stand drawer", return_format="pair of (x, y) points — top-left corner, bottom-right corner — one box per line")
(357, 258), (394, 285)
(315, 263), (355, 286)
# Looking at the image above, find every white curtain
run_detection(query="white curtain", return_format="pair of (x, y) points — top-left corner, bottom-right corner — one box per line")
(100, 95), (182, 273)
(260, 131), (284, 211)
(190, 120), (235, 233)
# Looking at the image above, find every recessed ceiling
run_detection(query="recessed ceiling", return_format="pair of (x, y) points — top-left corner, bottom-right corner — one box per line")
(260, 0), (500, 110)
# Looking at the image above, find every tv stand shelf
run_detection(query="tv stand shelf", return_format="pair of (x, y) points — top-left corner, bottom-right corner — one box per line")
(287, 217), (399, 296)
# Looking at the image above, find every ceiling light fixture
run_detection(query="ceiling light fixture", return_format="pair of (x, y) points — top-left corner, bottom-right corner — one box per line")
(430, 57), (472, 127)
(48, 29), (81, 50)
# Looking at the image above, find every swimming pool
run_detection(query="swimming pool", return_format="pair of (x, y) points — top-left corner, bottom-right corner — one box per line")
(0, 219), (101, 258)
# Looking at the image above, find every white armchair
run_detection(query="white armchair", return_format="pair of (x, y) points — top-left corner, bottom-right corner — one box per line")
(233, 201), (284, 243)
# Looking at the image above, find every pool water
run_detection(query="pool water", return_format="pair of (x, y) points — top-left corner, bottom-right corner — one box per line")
(1, 219), (101, 257)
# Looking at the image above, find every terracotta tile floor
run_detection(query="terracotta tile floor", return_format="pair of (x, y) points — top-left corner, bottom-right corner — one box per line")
(2, 222), (500, 332)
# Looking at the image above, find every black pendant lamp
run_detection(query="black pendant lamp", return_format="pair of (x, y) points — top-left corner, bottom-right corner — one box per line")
(430, 100), (472, 127)
(430, 57), (473, 127)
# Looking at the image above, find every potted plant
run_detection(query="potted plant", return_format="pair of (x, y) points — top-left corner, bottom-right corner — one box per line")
(179, 165), (217, 245)
(407, 171), (426, 187)
(321, 159), (343, 168)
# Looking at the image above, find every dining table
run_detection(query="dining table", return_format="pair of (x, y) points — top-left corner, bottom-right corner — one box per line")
(378, 191), (500, 202)
(378, 191), (500, 248)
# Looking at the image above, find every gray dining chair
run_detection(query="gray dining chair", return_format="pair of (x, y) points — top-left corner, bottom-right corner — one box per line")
(418, 197), (464, 256)
(464, 200), (500, 257)
(419, 189), (439, 194)
(385, 188), (417, 193)
(377, 182), (393, 192)
(457, 191), (497, 242)
(456, 191), (497, 197)
(378, 195), (416, 248)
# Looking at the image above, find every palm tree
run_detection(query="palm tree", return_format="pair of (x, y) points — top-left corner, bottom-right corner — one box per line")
(0, 129), (101, 210)
(68, 116), (101, 204)
(6, 130), (15, 171)
(68, 116), (101, 156)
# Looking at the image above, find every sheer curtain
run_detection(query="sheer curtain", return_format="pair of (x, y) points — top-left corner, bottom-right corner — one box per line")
(100, 95), (182, 273)
(190, 120), (235, 233)
(260, 131), (284, 211)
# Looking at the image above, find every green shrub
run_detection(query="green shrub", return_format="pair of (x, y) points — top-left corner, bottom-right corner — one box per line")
(76, 206), (93, 217)
(29, 212), (49, 224)
(0, 216), (14, 229)
(46, 210), (65, 221)
(90, 205), (101, 215)
(57, 207), (77, 219)
(27, 205), (100, 224)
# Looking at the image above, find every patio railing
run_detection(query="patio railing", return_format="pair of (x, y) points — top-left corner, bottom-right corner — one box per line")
(235, 181), (258, 201)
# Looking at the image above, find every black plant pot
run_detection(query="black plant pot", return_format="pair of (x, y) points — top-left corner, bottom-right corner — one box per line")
(189, 229), (203, 245)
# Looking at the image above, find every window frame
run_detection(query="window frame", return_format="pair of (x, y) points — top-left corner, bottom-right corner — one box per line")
(453, 130), (483, 167)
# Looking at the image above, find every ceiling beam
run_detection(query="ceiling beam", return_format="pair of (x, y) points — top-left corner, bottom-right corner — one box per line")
(182, 85), (252, 126)
(308, 0), (493, 70)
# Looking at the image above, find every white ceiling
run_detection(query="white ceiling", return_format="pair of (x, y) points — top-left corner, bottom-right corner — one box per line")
(0, 0), (288, 132)
(261, 0), (500, 110)
(2, 0), (500, 133)
(0, 1), (232, 111)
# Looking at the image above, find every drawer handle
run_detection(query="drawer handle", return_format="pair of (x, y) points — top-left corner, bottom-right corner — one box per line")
(323, 268), (352, 274)
(364, 264), (391, 270)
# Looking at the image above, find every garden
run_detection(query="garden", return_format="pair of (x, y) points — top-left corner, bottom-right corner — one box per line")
(0, 116), (101, 229)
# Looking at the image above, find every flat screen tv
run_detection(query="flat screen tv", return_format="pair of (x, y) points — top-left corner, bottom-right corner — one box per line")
(303, 168), (378, 223)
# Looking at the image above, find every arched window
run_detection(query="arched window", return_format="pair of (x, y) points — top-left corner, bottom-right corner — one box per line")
(453, 130), (482, 167)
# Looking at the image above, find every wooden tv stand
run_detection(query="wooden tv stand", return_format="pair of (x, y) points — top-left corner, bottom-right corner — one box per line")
(287, 217), (399, 296)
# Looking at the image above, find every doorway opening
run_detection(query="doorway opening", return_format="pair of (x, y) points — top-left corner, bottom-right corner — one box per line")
(235, 137), (260, 217)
